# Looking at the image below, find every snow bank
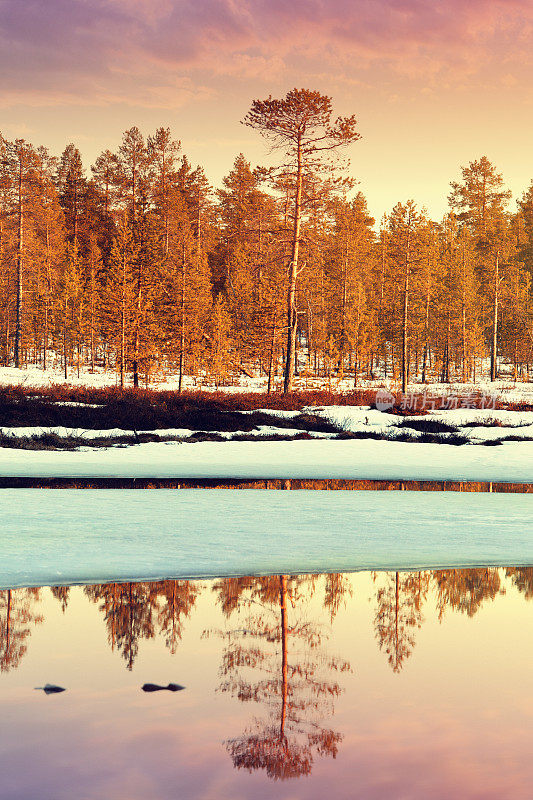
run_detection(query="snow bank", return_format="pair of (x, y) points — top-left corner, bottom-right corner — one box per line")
(0, 426), (137, 440)
(0, 425), (330, 441)
(0, 438), (532, 482)
(427, 409), (533, 426)
(1, 489), (531, 589)
(307, 405), (398, 433)
(307, 405), (533, 441)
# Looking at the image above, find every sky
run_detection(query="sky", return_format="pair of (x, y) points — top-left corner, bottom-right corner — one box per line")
(1, 0), (533, 222)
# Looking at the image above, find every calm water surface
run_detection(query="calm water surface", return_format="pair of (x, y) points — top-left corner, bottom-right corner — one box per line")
(1, 568), (532, 799)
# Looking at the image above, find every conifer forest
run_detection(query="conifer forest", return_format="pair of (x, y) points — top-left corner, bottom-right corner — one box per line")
(2, 90), (533, 392)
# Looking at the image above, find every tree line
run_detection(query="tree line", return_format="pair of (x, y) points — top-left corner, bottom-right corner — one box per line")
(1, 89), (533, 391)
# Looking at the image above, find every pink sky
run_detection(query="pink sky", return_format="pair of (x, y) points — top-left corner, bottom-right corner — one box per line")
(2, 0), (533, 219)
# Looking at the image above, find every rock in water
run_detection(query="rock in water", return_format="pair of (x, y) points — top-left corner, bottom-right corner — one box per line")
(35, 684), (66, 694)
(142, 683), (185, 693)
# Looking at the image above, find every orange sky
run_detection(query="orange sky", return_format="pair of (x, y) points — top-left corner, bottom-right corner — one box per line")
(1, 0), (532, 221)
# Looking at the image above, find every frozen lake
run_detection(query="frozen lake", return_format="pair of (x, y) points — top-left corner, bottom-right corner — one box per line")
(1, 488), (532, 589)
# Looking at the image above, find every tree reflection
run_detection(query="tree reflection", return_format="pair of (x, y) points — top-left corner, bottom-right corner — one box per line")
(211, 574), (350, 780)
(505, 568), (533, 600)
(434, 568), (503, 619)
(0, 588), (43, 672)
(87, 579), (199, 668)
(51, 586), (70, 613)
(86, 582), (156, 670)
(148, 580), (199, 655)
(374, 571), (428, 673)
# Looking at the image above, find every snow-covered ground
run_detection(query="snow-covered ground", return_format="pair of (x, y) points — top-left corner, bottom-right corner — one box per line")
(308, 405), (533, 442)
(1, 489), (531, 589)
(2, 366), (533, 479)
(0, 365), (267, 392)
(2, 363), (533, 403)
(0, 424), (331, 441)
(0, 437), (532, 482)
(2, 405), (533, 446)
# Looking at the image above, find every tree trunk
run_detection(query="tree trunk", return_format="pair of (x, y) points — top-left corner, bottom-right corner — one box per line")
(401, 229), (411, 393)
(178, 244), (186, 393)
(491, 252), (499, 382)
(14, 161), (24, 368)
(267, 316), (276, 394)
(284, 135), (303, 393)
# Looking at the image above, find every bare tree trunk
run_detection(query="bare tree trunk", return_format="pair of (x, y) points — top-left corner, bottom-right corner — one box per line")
(401, 228), (412, 393)
(63, 298), (68, 380)
(120, 249), (126, 389)
(491, 252), (499, 382)
(421, 275), (430, 383)
(267, 316), (276, 395)
(461, 246), (467, 382)
(14, 161), (24, 368)
(284, 135), (303, 393)
(178, 244), (186, 393)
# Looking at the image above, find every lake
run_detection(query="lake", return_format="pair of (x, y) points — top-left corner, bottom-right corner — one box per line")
(1, 568), (532, 799)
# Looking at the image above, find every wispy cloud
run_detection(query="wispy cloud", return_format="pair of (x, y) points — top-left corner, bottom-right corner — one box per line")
(1, 0), (532, 107)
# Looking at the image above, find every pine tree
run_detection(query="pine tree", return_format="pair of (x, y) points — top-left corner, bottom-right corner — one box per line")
(449, 157), (515, 380)
(1, 139), (43, 367)
(322, 193), (376, 383)
(243, 89), (361, 392)
(384, 201), (428, 391)
(102, 219), (138, 387)
(157, 190), (212, 390)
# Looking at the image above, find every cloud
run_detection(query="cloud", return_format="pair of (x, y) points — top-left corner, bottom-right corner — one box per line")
(1, 0), (533, 107)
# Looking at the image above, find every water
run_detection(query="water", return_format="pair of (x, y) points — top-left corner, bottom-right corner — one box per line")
(1, 568), (533, 799)
(2, 489), (532, 587)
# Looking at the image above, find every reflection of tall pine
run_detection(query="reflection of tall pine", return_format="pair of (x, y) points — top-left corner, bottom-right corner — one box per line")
(0, 588), (43, 673)
(212, 574), (350, 781)
(374, 571), (426, 673)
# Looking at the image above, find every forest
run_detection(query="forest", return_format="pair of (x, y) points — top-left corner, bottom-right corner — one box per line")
(1, 90), (533, 392)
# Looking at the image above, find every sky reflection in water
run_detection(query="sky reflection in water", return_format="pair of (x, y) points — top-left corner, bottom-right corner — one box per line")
(1, 568), (532, 799)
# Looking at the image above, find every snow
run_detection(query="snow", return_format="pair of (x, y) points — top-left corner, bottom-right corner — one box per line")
(427, 409), (533, 426)
(0, 426), (137, 440)
(0, 438), (532, 482)
(308, 405), (399, 433)
(465, 425), (533, 442)
(0, 364), (268, 393)
(0, 425), (330, 441)
(2, 402), (533, 455)
(0, 365), (119, 390)
(54, 401), (104, 408)
(2, 363), (533, 403)
(307, 405), (533, 442)
(0, 489), (531, 589)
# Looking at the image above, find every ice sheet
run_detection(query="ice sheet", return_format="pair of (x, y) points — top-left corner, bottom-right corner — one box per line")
(0, 438), (532, 482)
(1, 489), (531, 589)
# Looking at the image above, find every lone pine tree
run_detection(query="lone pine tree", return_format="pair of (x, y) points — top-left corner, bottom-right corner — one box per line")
(243, 89), (360, 392)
